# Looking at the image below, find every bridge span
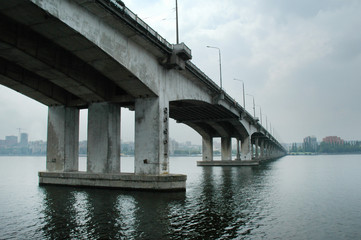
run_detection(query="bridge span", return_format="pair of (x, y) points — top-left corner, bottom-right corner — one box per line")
(0, 0), (286, 191)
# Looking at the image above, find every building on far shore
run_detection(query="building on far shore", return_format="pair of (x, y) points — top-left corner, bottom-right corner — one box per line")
(322, 136), (344, 145)
(20, 133), (29, 147)
(303, 136), (318, 152)
(5, 136), (18, 147)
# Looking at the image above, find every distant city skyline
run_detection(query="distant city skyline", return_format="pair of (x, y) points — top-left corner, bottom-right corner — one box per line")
(2, 130), (358, 156)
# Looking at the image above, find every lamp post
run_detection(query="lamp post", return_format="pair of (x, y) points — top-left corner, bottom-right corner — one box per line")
(246, 94), (256, 118)
(175, 0), (179, 44)
(256, 105), (262, 125)
(265, 115), (268, 131)
(233, 78), (245, 109)
(206, 46), (222, 89)
(270, 122), (272, 135)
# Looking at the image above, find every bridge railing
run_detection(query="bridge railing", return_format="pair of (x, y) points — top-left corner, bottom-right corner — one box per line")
(123, 7), (173, 50)
(186, 62), (280, 145)
(185, 61), (220, 91)
(121, 4), (192, 56)
(185, 61), (273, 136)
(100, 0), (174, 52)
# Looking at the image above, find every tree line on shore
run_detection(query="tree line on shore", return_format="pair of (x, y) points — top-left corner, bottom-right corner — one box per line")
(290, 141), (361, 154)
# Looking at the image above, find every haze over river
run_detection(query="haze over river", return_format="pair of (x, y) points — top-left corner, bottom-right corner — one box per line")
(0, 155), (360, 239)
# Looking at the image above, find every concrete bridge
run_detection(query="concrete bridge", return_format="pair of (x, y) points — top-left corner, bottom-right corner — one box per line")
(0, 0), (286, 191)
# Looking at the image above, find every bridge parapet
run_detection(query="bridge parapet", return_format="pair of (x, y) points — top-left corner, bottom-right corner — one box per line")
(98, 0), (173, 51)
(96, 0), (192, 71)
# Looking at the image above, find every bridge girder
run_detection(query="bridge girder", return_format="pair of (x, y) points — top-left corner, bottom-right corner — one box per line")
(0, 1), (157, 107)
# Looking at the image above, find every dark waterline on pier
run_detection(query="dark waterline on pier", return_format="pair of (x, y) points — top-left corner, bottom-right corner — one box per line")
(1, 155), (361, 239)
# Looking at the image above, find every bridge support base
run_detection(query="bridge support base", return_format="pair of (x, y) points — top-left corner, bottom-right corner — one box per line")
(197, 160), (259, 166)
(39, 172), (186, 191)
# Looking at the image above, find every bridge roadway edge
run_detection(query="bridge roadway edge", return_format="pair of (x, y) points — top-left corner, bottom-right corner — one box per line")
(38, 171), (187, 192)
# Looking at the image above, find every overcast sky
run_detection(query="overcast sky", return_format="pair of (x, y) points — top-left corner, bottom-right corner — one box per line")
(1, 0), (361, 144)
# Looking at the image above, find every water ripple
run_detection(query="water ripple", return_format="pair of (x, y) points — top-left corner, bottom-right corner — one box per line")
(1, 156), (361, 239)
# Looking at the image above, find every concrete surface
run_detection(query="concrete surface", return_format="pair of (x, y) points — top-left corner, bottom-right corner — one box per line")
(46, 106), (79, 172)
(87, 102), (120, 173)
(39, 171), (186, 191)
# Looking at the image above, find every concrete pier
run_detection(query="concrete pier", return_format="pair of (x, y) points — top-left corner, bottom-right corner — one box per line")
(221, 137), (232, 160)
(197, 135), (259, 166)
(46, 106), (79, 172)
(202, 135), (213, 161)
(87, 102), (120, 174)
(40, 101), (187, 192)
(241, 136), (252, 160)
(39, 172), (186, 191)
(260, 139), (265, 160)
(236, 139), (241, 160)
(134, 98), (169, 175)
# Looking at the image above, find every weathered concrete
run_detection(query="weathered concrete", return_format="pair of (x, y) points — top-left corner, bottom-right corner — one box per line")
(202, 135), (213, 161)
(87, 102), (120, 173)
(236, 139), (241, 160)
(241, 136), (252, 160)
(134, 97), (169, 175)
(221, 137), (232, 160)
(46, 106), (79, 172)
(197, 160), (259, 166)
(39, 171), (186, 191)
(255, 138), (259, 159)
(260, 139), (265, 160)
(263, 141), (268, 158)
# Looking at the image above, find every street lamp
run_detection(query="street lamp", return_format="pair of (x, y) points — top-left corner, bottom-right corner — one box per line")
(265, 115), (268, 131)
(206, 46), (222, 89)
(246, 93), (256, 118)
(270, 122), (272, 135)
(256, 105), (262, 125)
(233, 78), (245, 109)
(175, 0), (179, 44)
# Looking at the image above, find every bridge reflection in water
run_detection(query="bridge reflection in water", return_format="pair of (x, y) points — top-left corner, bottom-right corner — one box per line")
(38, 157), (266, 239)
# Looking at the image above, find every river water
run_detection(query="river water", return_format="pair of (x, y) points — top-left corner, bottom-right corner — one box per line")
(0, 155), (361, 239)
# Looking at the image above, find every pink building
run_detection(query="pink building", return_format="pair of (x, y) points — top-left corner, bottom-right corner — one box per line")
(322, 136), (344, 145)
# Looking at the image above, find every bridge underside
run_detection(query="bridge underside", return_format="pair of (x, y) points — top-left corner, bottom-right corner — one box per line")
(0, 0), (156, 109)
(170, 100), (249, 139)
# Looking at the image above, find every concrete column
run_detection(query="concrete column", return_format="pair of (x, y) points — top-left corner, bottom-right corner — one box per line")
(260, 139), (264, 160)
(264, 142), (269, 158)
(46, 106), (79, 172)
(135, 97), (169, 175)
(255, 138), (259, 159)
(202, 135), (213, 161)
(241, 136), (252, 160)
(270, 145), (274, 158)
(236, 139), (241, 160)
(221, 137), (232, 160)
(251, 141), (254, 159)
(87, 102), (120, 173)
